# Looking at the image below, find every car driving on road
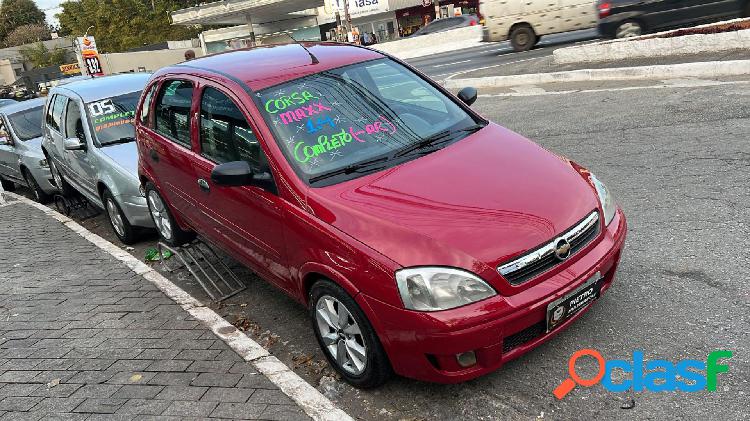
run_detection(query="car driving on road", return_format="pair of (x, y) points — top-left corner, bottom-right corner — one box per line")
(0, 98), (57, 202)
(42, 73), (155, 244)
(598, 0), (750, 38)
(136, 43), (627, 387)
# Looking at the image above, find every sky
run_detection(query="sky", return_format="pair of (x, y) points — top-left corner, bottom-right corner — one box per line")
(35, 0), (63, 26)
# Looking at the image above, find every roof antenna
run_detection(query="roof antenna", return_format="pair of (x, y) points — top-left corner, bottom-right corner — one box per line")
(285, 32), (319, 65)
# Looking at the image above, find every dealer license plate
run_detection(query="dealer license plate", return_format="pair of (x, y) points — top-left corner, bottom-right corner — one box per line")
(546, 272), (602, 333)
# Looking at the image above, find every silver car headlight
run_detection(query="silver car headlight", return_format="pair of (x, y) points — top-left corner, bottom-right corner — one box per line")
(589, 173), (616, 226)
(395, 267), (496, 312)
(39, 159), (49, 168)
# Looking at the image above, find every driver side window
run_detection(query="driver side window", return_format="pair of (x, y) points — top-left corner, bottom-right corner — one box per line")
(64, 100), (85, 142)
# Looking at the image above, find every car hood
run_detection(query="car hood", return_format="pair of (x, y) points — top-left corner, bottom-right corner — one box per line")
(308, 123), (600, 284)
(99, 141), (138, 177)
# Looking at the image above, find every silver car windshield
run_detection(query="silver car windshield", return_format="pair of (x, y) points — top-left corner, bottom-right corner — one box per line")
(87, 91), (141, 146)
(256, 58), (479, 185)
(8, 106), (43, 141)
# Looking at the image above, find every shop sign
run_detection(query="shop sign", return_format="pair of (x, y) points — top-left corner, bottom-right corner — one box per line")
(327, 0), (389, 18)
(60, 63), (81, 75)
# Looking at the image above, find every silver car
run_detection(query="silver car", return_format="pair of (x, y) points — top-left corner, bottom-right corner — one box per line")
(42, 73), (155, 244)
(0, 98), (57, 202)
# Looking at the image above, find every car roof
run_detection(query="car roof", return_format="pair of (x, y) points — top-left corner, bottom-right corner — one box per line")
(158, 42), (384, 92)
(49, 73), (151, 102)
(0, 97), (45, 115)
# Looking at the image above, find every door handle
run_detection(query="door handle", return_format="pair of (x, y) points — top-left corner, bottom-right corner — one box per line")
(197, 178), (210, 192)
(149, 149), (159, 162)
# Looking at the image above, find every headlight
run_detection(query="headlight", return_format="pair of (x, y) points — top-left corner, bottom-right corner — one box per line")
(589, 173), (616, 226)
(39, 159), (49, 168)
(395, 267), (496, 312)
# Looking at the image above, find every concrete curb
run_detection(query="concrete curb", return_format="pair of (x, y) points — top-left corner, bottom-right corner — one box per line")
(0, 190), (354, 421)
(554, 18), (750, 64)
(442, 59), (750, 89)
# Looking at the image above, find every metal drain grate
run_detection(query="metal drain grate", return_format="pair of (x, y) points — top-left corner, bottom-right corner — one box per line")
(158, 239), (246, 302)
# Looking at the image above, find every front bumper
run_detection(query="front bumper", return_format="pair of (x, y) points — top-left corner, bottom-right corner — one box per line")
(361, 209), (627, 383)
(119, 194), (156, 229)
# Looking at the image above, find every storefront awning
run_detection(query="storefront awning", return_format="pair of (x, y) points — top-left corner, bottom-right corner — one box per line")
(171, 0), (325, 25)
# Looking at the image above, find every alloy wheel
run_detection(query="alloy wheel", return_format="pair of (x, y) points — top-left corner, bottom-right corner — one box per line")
(616, 22), (642, 38)
(50, 160), (63, 191)
(106, 198), (126, 237)
(148, 190), (173, 240)
(315, 295), (367, 375)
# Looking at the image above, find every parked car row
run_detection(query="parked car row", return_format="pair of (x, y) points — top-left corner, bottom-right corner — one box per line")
(1, 43), (627, 388)
(480, 0), (750, 51)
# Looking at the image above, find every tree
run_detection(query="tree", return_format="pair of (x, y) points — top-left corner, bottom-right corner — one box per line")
(57, 0), (203, 53)
(3, 24), (51, 48)
(19, 42), (68, 68)
(0, 0), (47, 42)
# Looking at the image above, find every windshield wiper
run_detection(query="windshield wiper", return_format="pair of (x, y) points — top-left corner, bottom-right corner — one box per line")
(394, 123), (486, 158)
(308, 156), (390, 184)
(100, 137), (135, 146)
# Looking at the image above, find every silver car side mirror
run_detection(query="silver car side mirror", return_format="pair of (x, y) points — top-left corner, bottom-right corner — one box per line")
(64, 137), (85, 151)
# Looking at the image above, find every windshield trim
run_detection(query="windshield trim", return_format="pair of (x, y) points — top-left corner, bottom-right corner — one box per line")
(251, 56), (487, 188)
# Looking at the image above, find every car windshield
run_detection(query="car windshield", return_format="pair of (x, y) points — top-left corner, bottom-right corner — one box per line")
(87, 91), (141, 146)
(7, 106), (43, 141)
(256, 58), (481, 186)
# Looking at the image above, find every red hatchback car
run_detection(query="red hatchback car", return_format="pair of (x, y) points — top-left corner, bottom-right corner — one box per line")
(135, 43), (627, 387)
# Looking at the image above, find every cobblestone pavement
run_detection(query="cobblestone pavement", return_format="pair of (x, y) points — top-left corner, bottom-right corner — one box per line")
(0, 197), (310, 420)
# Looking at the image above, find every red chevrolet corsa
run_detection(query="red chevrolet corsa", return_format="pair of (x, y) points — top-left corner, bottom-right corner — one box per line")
(135, 43), (626, 387)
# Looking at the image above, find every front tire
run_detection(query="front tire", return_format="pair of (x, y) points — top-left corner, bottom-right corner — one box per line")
(145, 182), (195, 246)
(310, 280), (392, 388)
(48, 157), (74, 196)
(102, 189), (138, 245)
(510, 24), (537, 52)
(23, 169), (51, 204)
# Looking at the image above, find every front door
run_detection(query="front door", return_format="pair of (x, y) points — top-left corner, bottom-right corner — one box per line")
(0, 115), (22, 182)
(63, 98), (98, 201)
(145, 79), (202, 226)
(190, 83), (290, 291)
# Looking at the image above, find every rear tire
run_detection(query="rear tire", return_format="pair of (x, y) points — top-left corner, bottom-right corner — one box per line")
(0, 177), (15, 191)
(22, 169), (51, 204)
(102, 189), (138, 245)
(510, 24), (537, 52)
(310, 279), (392, 388)
(145, 182), (195, 246)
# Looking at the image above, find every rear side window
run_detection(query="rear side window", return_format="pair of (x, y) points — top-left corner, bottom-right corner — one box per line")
(139, 83), (157, 126)
(199, 87), (264, 167)
(154, 80), (193, 147)
(48, 95), (67, 132)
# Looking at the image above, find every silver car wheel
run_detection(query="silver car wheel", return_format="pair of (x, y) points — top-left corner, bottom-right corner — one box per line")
(315, 295), (367, 375)
(50, 160), (63, 191)
(616, 22), (642, 38)
(148, 190), (173, 240)
(106, 198), (126, 237)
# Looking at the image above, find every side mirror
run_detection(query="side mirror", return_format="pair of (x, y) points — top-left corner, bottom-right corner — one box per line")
(211, 160), (254, 187)
(64, 137), (85, 151)
(457, 87), (478, 106)
(0, 131), (10, 145)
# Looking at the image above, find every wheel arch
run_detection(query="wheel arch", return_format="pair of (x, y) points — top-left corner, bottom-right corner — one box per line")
(507, 21), (535, 39)
(300, 263), (361, 307)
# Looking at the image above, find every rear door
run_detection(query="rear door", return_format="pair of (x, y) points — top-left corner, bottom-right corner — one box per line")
(561, 0), (598, 33)
(143, 78), (203, 226)
(45, 94), (69, 177)
(0, 114), (22, 182)
(190, 82), (291, 291)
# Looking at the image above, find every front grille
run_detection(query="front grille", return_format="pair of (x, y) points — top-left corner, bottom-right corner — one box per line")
(498, 211), (601, 285)
(502, 322), (545, 354)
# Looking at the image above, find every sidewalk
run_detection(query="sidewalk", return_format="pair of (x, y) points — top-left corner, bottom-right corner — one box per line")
(0, 193), (310, 420)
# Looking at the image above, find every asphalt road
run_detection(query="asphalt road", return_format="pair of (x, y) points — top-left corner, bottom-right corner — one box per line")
(406, 29), (599, 80)
(12, 76), (749, 420)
